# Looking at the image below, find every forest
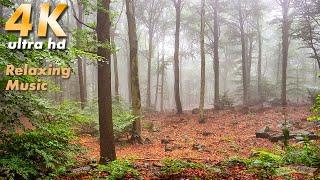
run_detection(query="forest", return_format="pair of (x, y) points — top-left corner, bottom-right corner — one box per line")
(0, 0), (320, 179)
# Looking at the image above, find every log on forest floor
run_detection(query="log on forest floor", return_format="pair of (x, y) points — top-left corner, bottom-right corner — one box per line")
(256, 126), (319, 142)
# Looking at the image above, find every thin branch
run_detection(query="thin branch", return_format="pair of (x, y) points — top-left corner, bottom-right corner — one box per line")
(68, 0), (96, 31)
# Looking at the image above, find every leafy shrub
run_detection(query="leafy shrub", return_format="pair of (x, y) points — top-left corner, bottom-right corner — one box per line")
(219, 92), (233, 109)
(112, 100), (139, 138)
(231, 144), (320, 178)
(160, 159), (207, 174)
(97, 159), (140, 180)
(308, 94), (320, 121)
(80, 99), (138, 139)
(247, 150), (283, 178)
(307, 88), (320, 104)
(0, 122), (79, 179)
(283, 142), (320, 167)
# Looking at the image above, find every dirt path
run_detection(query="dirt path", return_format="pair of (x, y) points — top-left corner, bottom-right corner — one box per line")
(79, 106), (312, 162)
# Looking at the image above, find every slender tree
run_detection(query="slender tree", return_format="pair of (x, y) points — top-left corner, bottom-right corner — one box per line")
(69, 0), (87, 109)
(154, 51), (160, 109)
(257, 14), (263, 101)
(96, 0), (116, 163)
(199, 0), (206, 123)
(238, 0), (248, 106)
(160, 55), (165, 112)
(111, 30), (120, 100)
(126, 0), (143, 143)
(172, 0), (183, 114)
(213, 0), (220, 109)
(76, 0), (86, 109)
(279, 0), (291, 106)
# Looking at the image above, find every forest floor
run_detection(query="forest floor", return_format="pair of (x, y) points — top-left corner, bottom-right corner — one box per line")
(80, 106), (312, 161)
(71, 106), (319, 179)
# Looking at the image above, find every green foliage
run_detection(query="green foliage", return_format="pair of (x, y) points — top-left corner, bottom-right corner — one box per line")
(112, 99), (139, 138)
(97, 159), (140, 180)
(228, 143), (320, 178)
(283, 142), (320, 167)
(246, 150), (283, 178)
(79, 99), (138, 139)
(307, 88), (320, 104)
(308, 94), (320, 121)
(0, 98), (92, 179)
(0, 121), (80, 179)
(219, 91), (233, 109)
(160, 159), (207, 174)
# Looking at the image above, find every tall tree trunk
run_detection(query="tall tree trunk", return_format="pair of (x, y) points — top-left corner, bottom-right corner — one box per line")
(111, 31), (120, 100)
(147, 28), (153, 109)
(126, 0), (143, 143)
(247, 36), (253, 101)
(154, 51), (160, 109)
(83, 59), (87, 101)
(276, 42), (282, 86)
(314, 61), (318, 84)
(281, 0), (290, 107)
(126, 41), (132, 103)
(213, 0), (220, 109)
(199, 0), (206, 123)
(257, 17), (263, 101)
(76, 0), (86, 109)
(173, 0), (183, 114)
(223, 46), (229, 92)
(96, 0), (116, 163)
(238, 0), (248, 106)
(160, 55), (165, 112)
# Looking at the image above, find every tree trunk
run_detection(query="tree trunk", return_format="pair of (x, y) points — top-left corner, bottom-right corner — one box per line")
(126, 0), (143, 143)
(160, 55), (165, 112)
(83, 58), (87, 101)
(281, 0), (290, 107)
(199, 0), (206, 123)
(96, 0), (116, 163)
(213, 0), (220, 109)
(257, 17), (263, 101)
(247, 36), (253, 101)
(76, 0), (86, 109)
(314, 61), (318, 84)
(146, 28), (153, 109)
(173, 0), (183, 114)
(126, 41), (132, 103)
(238, 0), (248, 106)
(111, 31), (120, 100)
(154, 52), (160, 110)
(276, 42), (282, 86)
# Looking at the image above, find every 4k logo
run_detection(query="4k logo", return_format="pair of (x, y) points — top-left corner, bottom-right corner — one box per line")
(5, 3), (68, 37)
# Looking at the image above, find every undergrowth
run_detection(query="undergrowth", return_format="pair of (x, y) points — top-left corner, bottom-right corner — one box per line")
(97, 159), (141, 180)
(160, 159), (208, 174)
(227, 142), (320, 178)
(0, 122), (80, 179)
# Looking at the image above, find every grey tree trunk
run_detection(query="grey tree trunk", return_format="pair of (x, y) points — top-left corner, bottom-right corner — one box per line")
(213, 0), (220, 109)
(199, 0), (206, 123)
(111, 31), (120, 100)
(76, 0), (86, 109)
(238, 0), (248, 106)
(154, 52), (160, 109)
(173, 0), (183, 114)
(257, 17), (263, 101)
(160, 55), (165, 112)
(146, 28), (153, 109)
(281, 0), (290, 107)
(126, 0), (143, 143)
